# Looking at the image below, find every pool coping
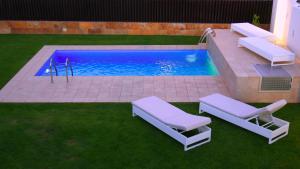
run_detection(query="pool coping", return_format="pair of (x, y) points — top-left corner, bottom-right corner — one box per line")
(0, 45), (230, 103)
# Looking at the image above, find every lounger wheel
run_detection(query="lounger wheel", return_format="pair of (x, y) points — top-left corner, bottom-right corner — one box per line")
(132, 111), (137, 117)
(199, 109), (205, 114)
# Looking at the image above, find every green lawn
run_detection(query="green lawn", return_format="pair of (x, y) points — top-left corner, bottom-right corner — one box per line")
(0, 103), (299, 169)
(0, 35), (299, 169)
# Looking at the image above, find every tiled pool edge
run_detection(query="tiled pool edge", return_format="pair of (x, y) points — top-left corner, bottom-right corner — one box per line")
(0, 45), (230, 103)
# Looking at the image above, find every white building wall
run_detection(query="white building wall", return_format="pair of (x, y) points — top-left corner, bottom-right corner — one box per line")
(271, 0), (300, 57)
(288, 6), (300, 57)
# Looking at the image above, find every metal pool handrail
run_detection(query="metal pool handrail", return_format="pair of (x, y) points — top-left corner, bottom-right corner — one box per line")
(49, 57), (58, 83)
(199, 28), (216, 43)
(65, 57), (73, 83)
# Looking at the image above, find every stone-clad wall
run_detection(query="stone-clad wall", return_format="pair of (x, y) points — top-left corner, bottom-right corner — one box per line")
(0, 21), (230, 35)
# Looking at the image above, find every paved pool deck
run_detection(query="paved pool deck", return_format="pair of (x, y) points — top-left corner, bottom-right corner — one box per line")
(0, 45), (229, 102)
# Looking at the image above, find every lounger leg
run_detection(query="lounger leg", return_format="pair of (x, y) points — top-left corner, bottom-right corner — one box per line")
(269, 131), (288, 144)
(199, 104), (205, 114)
(184, 126), (211, 151)
(268, 122), (289, 144)
(132, 110), (137, 117)
(184, 136), (211, 151)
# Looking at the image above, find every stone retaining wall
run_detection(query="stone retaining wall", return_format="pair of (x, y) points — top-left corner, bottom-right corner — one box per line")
(0, 21), (232, 35)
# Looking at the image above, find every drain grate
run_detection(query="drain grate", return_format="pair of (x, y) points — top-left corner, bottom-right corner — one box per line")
(254, 64), (292, 91)
(261, 78), (292, 91)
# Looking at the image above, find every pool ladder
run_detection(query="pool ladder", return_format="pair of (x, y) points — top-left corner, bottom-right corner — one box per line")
(65, 57), (73, 83)
(49, 57), (73, 83)
(199, 28), (216, 43)
(49, 57), (58, 83)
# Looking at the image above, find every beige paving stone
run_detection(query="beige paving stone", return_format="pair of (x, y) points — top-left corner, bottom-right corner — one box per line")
(1, 98), (25, 103)
(61, 90), (77, 99)
(74, 88), (89, 98)
(119, 95), (137, 102)
(143, 89), (154, 97)
(72, 98), (97, 102)
(85, 91), (99, 99)
(132, 88), (144, 96)
(188, 96), (200, 102)
(187, 88), (200, 97)
(176, 87), (188, 97)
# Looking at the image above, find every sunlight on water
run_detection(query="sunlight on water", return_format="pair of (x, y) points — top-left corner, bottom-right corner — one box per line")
(185, 54), (197, 63)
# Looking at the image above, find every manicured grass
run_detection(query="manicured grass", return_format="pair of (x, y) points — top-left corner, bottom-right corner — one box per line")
(0, 34), (199, 89)
(0, 103), (299, 169)
(0, 34), (299, 169)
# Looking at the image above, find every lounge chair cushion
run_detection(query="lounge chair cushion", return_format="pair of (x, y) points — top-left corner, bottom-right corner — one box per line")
(133, 96), (211, 131)
(239, 37), (295, 65)
(231, 23), (277, 41)
(199, 93), (259, 119)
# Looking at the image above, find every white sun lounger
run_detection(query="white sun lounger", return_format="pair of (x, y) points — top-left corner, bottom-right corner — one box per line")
(132, 96), (211, 151)
(239, 37), (295, 66)
(231, 22), (277, 41)
(199, 93), (289, 144)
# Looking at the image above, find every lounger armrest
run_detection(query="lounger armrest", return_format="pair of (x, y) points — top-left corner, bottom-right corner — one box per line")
(265, 99), (287, 114)
(257, 99), (287, 122)
(247, 99), (287, 119)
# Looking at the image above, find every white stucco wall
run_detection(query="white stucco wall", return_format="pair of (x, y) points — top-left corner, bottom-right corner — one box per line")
(271, 0), (300, 57)
(288, 5), (300, 57)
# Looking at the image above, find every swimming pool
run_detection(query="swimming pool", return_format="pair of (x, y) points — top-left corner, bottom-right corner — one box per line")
(36, 50), (219, 76)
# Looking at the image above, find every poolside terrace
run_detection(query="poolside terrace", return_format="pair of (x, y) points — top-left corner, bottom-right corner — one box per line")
(0, 45), (229, 103)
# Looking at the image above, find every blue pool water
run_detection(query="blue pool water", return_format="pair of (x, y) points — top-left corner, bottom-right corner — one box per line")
(36, 50), (219, 76)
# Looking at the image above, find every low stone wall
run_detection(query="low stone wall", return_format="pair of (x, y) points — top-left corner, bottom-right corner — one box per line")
(0, 21), (231, 35)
